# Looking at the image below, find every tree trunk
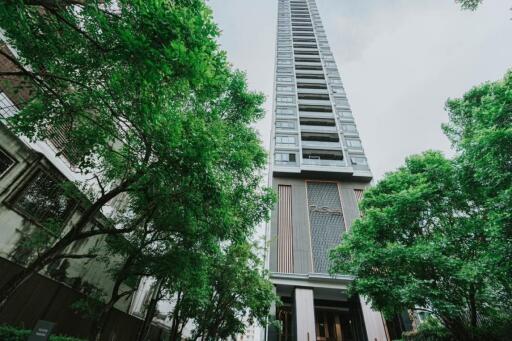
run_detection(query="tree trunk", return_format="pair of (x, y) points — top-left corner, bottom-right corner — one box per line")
(136, 279), (163, 341)
(0, 180), (132, 311)
(441, 316), (473, 341)
(469, 283), (478, 328)
(169, 291), (182, 341)
(92, 300), (116, 341)
(92, 255), (136, 341)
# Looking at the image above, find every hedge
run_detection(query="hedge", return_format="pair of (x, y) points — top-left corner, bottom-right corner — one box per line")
(0, 325), (85, 341)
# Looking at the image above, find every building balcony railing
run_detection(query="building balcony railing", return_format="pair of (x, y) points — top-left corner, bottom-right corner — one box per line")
(302, 159), (346, 167)
(300, 125), (337, 133)
(301, 140), (341, 149)
(297, 88), (329, 95)
(298, 99), (332, 106)
(299, 111), (334, 119)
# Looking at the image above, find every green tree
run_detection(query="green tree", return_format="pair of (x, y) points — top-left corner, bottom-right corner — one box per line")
(444, 70), (512, 311)
(331, 70), (512, 340)
(456, 0), (483, 10)
(0, 0), (274, 315)
(190, 241), (278, 341)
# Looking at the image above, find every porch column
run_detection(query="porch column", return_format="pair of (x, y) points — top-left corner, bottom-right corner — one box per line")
(294, 288), (316, 341)
(359, 296), (389, 341)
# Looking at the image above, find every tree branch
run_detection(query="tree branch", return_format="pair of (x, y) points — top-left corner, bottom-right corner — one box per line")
(50, 253), (97, 261)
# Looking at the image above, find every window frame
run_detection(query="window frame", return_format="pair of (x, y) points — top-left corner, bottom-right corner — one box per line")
(0, 147), (16, 179)
(7, 167), (77, 228)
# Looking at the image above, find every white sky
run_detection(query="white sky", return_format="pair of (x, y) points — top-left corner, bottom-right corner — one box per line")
(209, 0), (512, 180)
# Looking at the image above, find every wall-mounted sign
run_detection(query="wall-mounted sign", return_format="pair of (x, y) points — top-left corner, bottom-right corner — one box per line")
(28, 320), (55, 341)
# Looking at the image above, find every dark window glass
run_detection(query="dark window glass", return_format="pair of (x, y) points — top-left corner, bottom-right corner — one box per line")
(13, 171), (75, 225)
(0, 149), (14, 175)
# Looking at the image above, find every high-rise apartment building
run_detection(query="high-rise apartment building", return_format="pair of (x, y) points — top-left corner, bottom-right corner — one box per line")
(267, 0), (389, 340)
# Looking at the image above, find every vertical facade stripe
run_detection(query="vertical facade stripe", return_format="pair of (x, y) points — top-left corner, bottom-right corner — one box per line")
(354, 189), (364, 203)
(278, 185), (293, 273)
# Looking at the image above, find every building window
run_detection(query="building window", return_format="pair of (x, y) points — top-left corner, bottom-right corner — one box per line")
(277, 96), (294, 103)
(335, 98), (349, 107)
(278, 60), (292, 66)
(12, 170), (75, 226)
(276, 121), (295, 129)
(277, 86), (293, 92)
(276, 107), (294, 115)
(342, 124), (357, 133)
(346, 139), (362, 148)
(338, 110), (353, 119)
(276, 136), (296, 144)
(275, 153), (296, 163)
(0, 92), (19, 118)
(277, 67), (293, 74)
(47, 122), (81, 166)
(277, 77), (292, 82)
(0, 149), (14, 177)
(351, 156), (368, 166)
(331, 87), (345, 95)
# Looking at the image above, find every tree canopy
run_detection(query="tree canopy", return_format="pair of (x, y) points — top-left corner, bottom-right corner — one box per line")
(331, 71), (512, 340)
(0, 0), (277, 334)
(456, 0), (483, 10)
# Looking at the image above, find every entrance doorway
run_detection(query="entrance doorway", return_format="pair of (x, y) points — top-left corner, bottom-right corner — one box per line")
(315, 307), (364, 341)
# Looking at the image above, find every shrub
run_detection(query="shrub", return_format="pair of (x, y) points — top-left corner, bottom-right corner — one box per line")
(402, 317), (453, 341)
(0, 325), (85, 341)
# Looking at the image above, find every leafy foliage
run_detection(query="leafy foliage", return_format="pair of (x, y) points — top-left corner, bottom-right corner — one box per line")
(0, 325), (84, 341)
(402, 317), (452, 341)
(331, 70), (512, 340)
(455, 0), (483, 10)
(0, 0), (278, 335)
(190, 241), (278, 340)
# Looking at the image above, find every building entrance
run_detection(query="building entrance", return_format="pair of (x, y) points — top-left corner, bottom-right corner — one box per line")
(275, 298), (367, 341)
(315, 308), (360, 341)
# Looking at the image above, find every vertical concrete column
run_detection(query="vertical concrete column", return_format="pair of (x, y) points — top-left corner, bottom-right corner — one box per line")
(266, 286), (279, 341)
(294, 288), (316, 341)
(359, 296), (389, 341)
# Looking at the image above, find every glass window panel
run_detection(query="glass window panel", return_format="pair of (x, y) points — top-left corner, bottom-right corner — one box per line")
(13, 171), (75, 226)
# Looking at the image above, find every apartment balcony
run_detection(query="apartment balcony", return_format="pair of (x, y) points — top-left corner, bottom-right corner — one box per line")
(293, 48), (319, 55)
(301, 159), (346, 167)
(301, 140), (341, 149)
(293, 44), (318, 50)
(295, 56), (321, 62)
(298, 99), (332, 106)
(299, 111), (334, 119)
(295, 57), (321, 62)
(296, 69), (324, 75)
(296, 80), (326, 87)
(299, 124), (337, 133)
(297, 88), (328, 95)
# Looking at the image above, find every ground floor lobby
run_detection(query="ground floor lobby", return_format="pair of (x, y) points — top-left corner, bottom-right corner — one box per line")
(266, 273), (389, 341)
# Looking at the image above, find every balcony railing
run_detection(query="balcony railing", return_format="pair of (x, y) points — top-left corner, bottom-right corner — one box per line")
(301, 140), (341, 149)
(302, 159), (346, 167)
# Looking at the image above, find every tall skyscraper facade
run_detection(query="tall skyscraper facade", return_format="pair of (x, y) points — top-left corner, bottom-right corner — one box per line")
(267, 0), (389, 340)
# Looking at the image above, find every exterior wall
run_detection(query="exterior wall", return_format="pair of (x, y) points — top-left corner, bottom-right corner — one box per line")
(0, 257), (167, 341)
(268, 1), (388, 340)
(0, 44), (31, 108)
(270, 177), (369, 276)
(0, 41), (136, 312)
(0, 122), (132, 311)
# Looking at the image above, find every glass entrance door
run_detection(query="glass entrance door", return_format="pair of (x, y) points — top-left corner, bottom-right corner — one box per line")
(315, 308), (362, 341)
